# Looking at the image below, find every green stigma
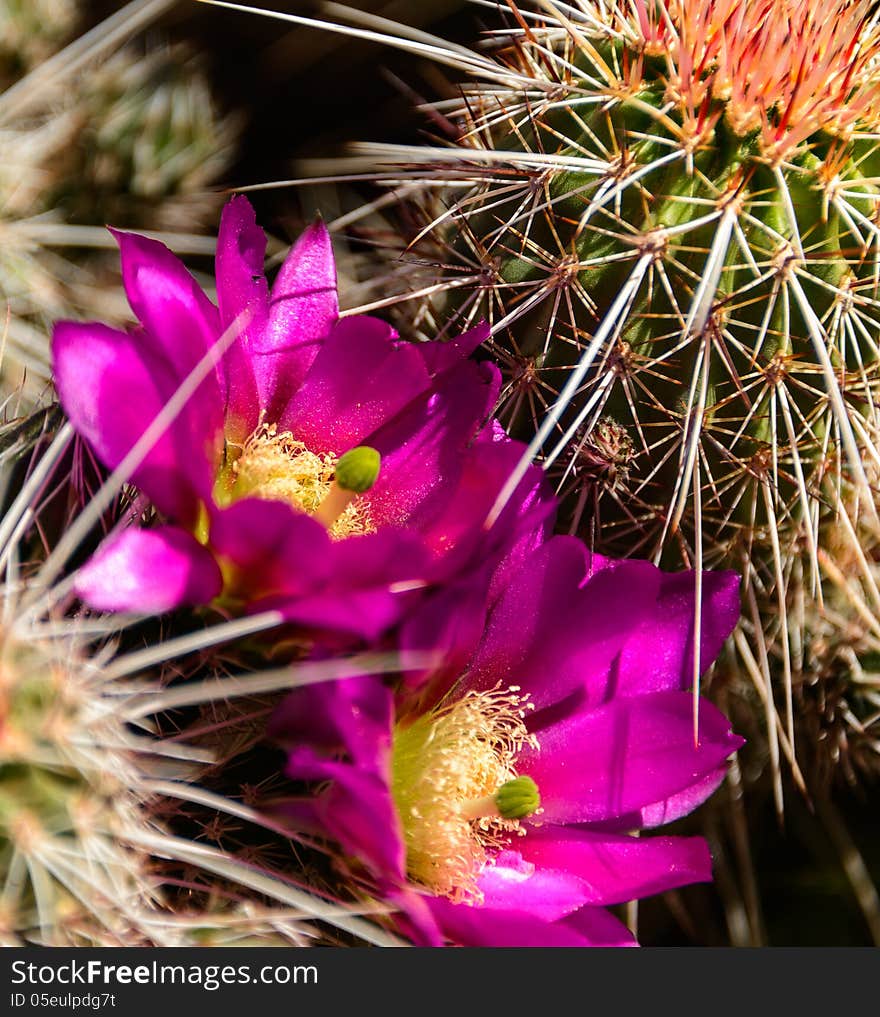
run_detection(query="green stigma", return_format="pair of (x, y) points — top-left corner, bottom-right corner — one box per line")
(334, 446), (381, 493)
(494, 776), (541, 820)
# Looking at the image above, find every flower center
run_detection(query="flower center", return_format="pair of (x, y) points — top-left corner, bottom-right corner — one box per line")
(390, 685), (540, 904)
(222, 424), (377, 539)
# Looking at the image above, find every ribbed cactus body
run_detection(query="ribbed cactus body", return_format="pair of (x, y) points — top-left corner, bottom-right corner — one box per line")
(482, 78), (875, 552)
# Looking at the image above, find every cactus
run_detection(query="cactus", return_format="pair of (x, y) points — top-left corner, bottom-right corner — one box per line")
(0, 611), (161, 944)
(271, 0), (880, 796)
(0, 0), (238, 403)
(0, 414), (171, 944)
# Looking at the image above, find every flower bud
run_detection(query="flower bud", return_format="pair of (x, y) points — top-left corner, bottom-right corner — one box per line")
(334, 446), (382, 493)
(494, 775), (541, 819)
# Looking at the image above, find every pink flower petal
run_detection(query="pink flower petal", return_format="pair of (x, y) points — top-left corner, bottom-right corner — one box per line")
(426, 897), (635, 947)
(210, 498), (331, 588)
(562, 906), (638, 947)
(415, 428), (552, 579)
(614, 565), (741, 696)
(281, 751), (406, 885)
(113, 228), (223, 407)
(477, 851), (593, 920)
(397, 573), (494, 708)
(272, 678), (406, 884)
(362, 358), (501, 530)
(75, 526), (222, 612)
(413, 321), (490, 376)
(211, 499), (430, 640)
(52, 321), (214, 524)
(278, 315), (430, 452)
(516, 828), (713, 905)
(465, 538), (662, 711)
(521, 690), (743, 824)
(270, 675), (393, 766)
(636, 765), (730, 828)
(215, 195), (266, 440)
(258, 219), (338, 416)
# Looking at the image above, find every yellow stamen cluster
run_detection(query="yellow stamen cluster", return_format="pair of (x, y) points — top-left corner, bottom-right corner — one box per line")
(228, 424), (375, 539)
(391, 685), (538, 904)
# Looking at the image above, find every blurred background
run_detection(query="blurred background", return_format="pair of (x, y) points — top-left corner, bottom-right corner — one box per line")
(89, 0), (477, 228)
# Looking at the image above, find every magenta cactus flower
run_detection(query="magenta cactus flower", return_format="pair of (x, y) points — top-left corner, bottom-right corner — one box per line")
(269, 537), (744, 946)
(51, 198), (548, 638)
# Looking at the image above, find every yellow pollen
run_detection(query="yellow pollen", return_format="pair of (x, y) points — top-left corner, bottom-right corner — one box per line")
(228, 424), (375, 539)
(391, 685), (538, 904)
